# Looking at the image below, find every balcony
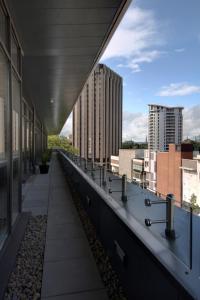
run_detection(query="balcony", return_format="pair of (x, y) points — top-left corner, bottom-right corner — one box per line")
(0, 1), (200, 300)
(56, 151), (199, 299)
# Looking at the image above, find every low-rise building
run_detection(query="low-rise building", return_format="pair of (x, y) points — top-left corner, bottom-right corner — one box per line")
(132, 158), (145, 186)
(157, 144), (193, 205)
(181, 155), (200, 206)
(144, 150), (157, 192)
(110, 149), (145, 181)
(118, 149), (144, 181)
(110, 155), (119, 174)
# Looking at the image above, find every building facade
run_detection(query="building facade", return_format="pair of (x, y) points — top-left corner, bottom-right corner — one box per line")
(157, 144), (193, 205)
(144, 150), (157, 192)
(110, 155), (119, 173)
(73, 64), (122, 164)
(118, 149), (144, 181)
(182, 155), (200, 206)
(0, 1), (47, 249)
(148, 104), (183, 151)
(132, 158), (145, 186)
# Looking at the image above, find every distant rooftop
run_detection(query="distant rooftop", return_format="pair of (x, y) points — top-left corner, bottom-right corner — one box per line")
(148, 104), (184, 109)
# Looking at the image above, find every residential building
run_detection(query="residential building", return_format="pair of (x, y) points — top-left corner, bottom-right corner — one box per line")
(111, 155), (119, 173)
(73, 64), (122, 164)
(118, 149), (144, 181)
(148, 104), (183, 151)
(181, 155), (200, 206)
(144, 150), (157, 192)
(157, 144), (193, 205)
(132, 158), (145, 186)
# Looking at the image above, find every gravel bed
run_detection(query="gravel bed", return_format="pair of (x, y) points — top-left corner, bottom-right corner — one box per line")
(67, 178), (127, 300)
(4, 215), (47, 300)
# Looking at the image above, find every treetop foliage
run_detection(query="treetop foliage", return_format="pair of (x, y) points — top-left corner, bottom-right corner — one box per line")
(48, 135), (79, 154)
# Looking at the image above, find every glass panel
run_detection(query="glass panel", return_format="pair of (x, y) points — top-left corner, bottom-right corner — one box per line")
(11, 33), (20, 72)
(12, 72), (20, 223)
(0, 4), (8, 49)
(28, 110), (33, 172)
(0, 49), (9, 247)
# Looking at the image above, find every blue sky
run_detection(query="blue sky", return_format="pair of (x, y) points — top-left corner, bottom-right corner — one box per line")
(62, 0), (200, 141)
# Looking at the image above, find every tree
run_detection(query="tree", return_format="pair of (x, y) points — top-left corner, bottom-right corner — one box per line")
(48, 135), (79, 154)
(190, 193), (200, 212)
(121, 140), (148, 149)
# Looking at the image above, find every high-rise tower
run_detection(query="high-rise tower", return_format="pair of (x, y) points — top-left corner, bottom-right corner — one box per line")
(148, 104), (183, 151)
(73, 64), (122, 164)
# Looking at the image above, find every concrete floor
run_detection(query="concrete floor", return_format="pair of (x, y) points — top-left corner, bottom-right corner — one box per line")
(23, 154), (108, 300)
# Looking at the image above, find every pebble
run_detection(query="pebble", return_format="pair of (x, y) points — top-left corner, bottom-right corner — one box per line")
(4, 215), (47, 300)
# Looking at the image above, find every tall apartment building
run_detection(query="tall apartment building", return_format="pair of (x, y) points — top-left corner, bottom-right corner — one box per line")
(148, 104), (183, 151)
(73, 64), (122, 163)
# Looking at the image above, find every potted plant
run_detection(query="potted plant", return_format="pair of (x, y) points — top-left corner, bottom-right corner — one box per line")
(39, 151), (49, 174)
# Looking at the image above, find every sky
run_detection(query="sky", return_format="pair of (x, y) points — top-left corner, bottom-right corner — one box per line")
(61, 0), (200, 142)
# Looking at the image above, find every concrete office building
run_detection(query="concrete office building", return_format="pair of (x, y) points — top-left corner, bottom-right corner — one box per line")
(148, 104), (183, 151)
(73, 64), (122, 164)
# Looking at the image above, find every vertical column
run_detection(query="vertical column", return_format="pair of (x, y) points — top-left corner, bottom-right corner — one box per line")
(32, 107), (36, 173)
(18, 53), (23, 213)
(72, 109), (75, 147)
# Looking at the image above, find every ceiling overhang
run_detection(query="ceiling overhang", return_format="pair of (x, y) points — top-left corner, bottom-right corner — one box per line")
(7, 0), (131, 133)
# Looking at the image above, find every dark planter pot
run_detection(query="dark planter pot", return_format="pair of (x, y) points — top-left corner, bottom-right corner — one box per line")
(39, 164), (49, 174)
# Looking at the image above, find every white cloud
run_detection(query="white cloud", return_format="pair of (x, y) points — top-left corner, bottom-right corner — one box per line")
(157, 83), (200, 97)
(60, 113), (72, 137)
(174, 48), (185, 53)
(183, 105), (200, 139)
(123, 111), (148, 141)
(101, 5), (164, 72)
(127, 50), (164, 72)
(60, 106), (200, 144)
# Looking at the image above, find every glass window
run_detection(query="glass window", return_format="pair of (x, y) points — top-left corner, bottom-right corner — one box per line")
(12, 72), (20, 223)
(11, 33), (20, 72)
(0, 49), (9, 247)
(0, 4), (8, 49)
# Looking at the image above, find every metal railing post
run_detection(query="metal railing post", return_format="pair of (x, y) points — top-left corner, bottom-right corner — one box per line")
(144, 193), (176, 239)
(121, 174), (127, 202)
(165, 193), (175, 239)
(102, 165), (107, 186)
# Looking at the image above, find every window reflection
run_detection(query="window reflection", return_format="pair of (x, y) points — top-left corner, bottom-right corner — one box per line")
(11, 33), (20, 73)
(0, 4), (8, 50)
(0, 49), (9, 246)
(12, 72), (20, 223)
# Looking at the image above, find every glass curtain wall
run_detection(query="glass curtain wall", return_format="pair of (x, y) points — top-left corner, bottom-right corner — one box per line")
(35, 119), (42, 164)
(12, 72), (20, 223)
(0, 48), (9, 247)
(0, 1), (47, 249)
(0, 2), (22, 240)
(22, 100), (34, 181)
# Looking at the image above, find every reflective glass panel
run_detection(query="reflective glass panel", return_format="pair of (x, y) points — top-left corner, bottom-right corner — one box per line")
(12, 72), (20, 223)
(11, 33), (20, 73)
(0, 49), (9, 247)
(0, 5), (8, 49)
